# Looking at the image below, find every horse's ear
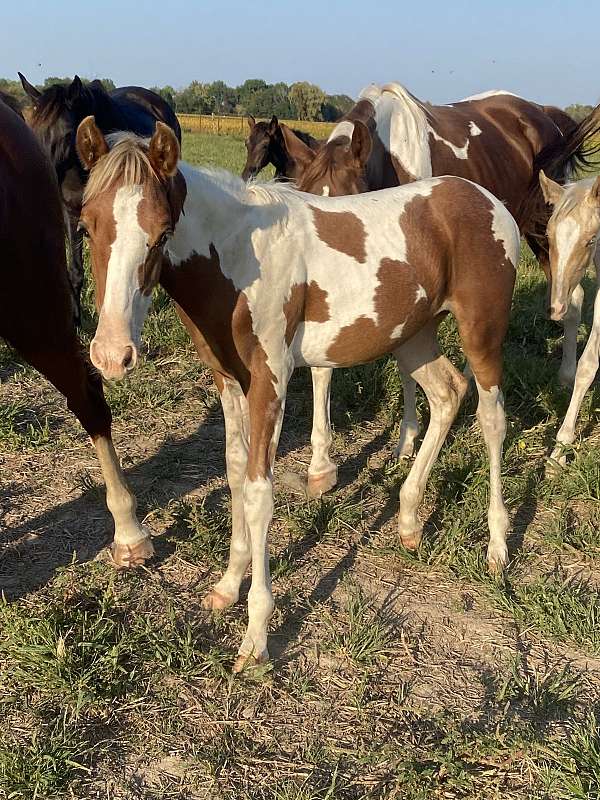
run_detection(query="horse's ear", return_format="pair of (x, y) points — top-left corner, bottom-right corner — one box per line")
(149, 121), (180, 179)
(247, 115), (256, 130)
(350, 121), (372, 167)
(539, 170), (563, 207)
(268, 115), (279, 135)
(76, 115), (109, 171)
(279, 124), (316, 170)
(67, 75), (84, 104)
(18, 72), (41, 102)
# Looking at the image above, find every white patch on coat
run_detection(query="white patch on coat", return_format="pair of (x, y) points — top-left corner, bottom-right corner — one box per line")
(415, 284), (427, 302)
(459, 89), (520, 102)
(101, 185), (152, 346)
(321, 185), (330, 197)
(471, 183), (521, 268)
(469, 122), (482, 136)
(390, 322), (405, 339)
(328, 120), (355, 143)
(428, 125), (469, 159)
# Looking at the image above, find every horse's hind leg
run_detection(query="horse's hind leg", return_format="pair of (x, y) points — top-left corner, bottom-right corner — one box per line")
(393, 370), (420, 459)
(394, 321), (468, 549)
(4, 332), (152, 566)
(307, 367), (338, 497)
(454, 315), (510, 572)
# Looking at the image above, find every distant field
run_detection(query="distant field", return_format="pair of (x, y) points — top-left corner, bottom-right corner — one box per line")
(1, 135), (600, 799)
(178, 113), (336, 140)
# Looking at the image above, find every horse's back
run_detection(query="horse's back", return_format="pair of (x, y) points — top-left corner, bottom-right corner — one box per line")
(110, 86), (181, 142)
(0, 99), (71, 335)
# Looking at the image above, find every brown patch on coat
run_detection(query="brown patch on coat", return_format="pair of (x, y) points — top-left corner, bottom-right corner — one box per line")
(79, 183), (118, 311)
(310, 206), (367, 263)
(283, 281), (330, 344)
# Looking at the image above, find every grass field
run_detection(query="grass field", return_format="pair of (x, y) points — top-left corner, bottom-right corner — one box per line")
(1, 132), (600, 799)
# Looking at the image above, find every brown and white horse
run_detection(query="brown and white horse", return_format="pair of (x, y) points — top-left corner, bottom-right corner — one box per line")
(539, 171), (600, 472)
(294, 83), (600, 475)
(0, 95), (150, 570)
(76, 118), (519, 669)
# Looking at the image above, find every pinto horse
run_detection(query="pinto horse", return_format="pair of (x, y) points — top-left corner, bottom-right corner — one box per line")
(295, 83), (600, 476)
(539, 171), (600, 473)
(76, 117), (519, 670)
(0, 96), (151, 570)
(241, 114), (322, 182)
(19, 73), (181, 323)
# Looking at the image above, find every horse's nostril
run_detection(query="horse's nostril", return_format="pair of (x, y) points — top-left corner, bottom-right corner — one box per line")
(122, 346), (135, 371)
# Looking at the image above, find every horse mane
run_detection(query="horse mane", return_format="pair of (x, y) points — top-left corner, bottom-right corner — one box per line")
(32, 80), (108, 126)
(291, 128), (319, 149)
(296, 137), (351, 190)
(518, 103), (600, 238)
(0, 91), (23, 119)
(84, 133), (158, 203)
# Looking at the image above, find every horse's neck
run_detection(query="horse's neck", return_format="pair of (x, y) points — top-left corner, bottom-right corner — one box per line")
(171, 166), (250, 260)
(90, 89), (127, 131)
(270, 140), (295, 179)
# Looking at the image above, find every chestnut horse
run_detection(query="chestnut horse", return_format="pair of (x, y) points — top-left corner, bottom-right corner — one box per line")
(241, 114), (323, 182)
(294, 83), (600, 476)
(0, 96), (151, 570)
(76, 118), (519, 670)
(539, 171), (600, 472)
(19, 73), (181, 323)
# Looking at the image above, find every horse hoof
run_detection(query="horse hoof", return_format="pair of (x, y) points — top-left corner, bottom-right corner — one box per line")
(399, 528), (422, 550)
(487, 544), (508, 574)
(232, 649), (269, 674)
(393, 440), (416, 460)
(307, 467), (338, 498)
(110, 537), (154, 568)
(545, 451), (567, 478)
(202, 589), (236, 611)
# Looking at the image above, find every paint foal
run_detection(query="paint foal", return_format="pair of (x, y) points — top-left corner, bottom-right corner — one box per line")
(0, 97), (149, 569)
(295, 83), (600, 471)
(76, 117), (519, 669)
(539, 171), (600, 471)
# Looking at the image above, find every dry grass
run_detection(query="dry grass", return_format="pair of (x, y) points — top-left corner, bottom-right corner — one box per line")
(1, 135), (600, 799)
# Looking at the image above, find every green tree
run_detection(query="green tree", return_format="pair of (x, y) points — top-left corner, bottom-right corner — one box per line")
(321, 93), (355, 121)
(150, 85), (176, 108)
(564, 103), (594, 123)
(289, 81), (326, 121)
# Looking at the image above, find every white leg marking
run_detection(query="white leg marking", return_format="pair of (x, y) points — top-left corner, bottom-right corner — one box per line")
(559, 283), (584, 387)
(308, 367), (338, 496)
(393, 369), (420, 459)
(475, 382), (509, 571)
(204, 380), (251, 609)
(549, 279), (600, 471)
(94, 436), (153, 566)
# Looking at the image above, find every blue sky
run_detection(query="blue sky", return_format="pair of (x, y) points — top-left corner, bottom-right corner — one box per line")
(3, 0), (599, 107)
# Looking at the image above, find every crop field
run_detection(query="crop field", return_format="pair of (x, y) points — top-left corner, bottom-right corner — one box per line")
(177, 114), (336, 140)
(1, 131), (600, 799)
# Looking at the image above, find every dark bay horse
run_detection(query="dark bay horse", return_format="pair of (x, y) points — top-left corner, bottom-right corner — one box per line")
(0, 96), (152, 570)
(241, 114), (322, 181)
(19, 73), (181, 323)
(76, 118), (519, 669)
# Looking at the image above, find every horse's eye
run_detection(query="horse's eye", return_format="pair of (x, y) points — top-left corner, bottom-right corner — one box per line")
(77, 223), (89, 238)
(588, 237), (597, 247)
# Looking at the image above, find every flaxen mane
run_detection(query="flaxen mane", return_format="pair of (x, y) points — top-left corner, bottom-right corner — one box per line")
(84, 133), (157, 203)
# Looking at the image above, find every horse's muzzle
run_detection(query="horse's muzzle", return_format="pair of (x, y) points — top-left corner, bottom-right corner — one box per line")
(90, 338), (138, 381)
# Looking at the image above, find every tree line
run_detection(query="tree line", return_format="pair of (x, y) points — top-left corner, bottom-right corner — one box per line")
(0, 76), (355, 122)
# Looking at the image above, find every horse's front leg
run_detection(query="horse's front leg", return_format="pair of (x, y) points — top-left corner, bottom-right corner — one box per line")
(307, 367), (338, 497)
(393, 370), (420, 459)
(559, 283), (584, 387)
(233, 355), (291, 673)
(64, 209), (85, 326)
(203, 377), (251, 610)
